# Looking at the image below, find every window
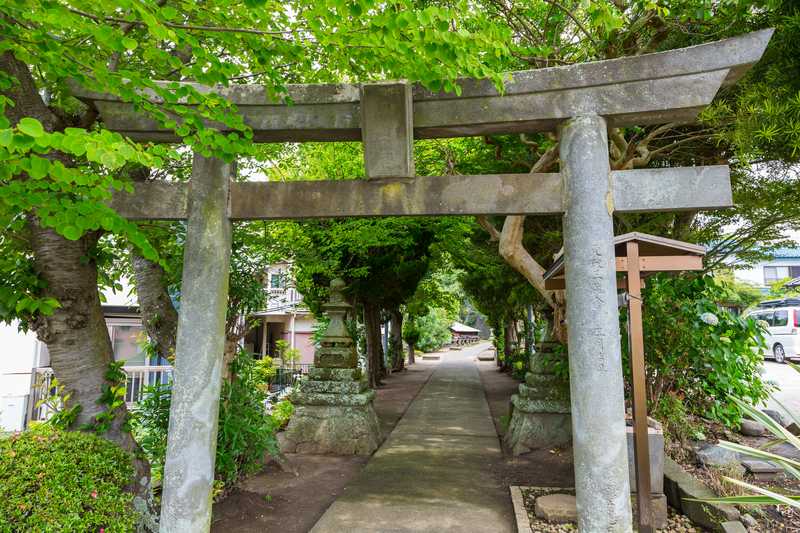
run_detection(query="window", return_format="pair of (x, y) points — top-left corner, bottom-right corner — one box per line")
(111, 324), (146, 366)
(773, 310), (789, 327)
(764, 266), (790, 285)
(754, 311), (773, 326)
(791, 266), (800, 278)
(270, 272), (284, 289)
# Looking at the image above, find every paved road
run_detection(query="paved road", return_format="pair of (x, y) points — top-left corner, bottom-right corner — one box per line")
(311, 342), (514, 533)
(763, 360), (800, 420)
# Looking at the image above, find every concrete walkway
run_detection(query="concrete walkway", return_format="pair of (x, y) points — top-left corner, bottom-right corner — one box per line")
(312, 343), (514, 533)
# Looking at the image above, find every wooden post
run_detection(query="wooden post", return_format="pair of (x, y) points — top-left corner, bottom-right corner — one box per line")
(626, 240), (654, 533)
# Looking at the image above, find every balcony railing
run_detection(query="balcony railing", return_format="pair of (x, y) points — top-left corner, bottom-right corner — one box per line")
(28, 365), (174, 424)
(28, 362), (309, 423)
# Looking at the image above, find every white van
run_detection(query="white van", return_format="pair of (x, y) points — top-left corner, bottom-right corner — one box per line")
(746, 298), (800, 363)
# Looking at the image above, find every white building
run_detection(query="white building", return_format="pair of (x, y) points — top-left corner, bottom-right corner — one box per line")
(732, 247), (800, 291)
(0, 283), (141, 432)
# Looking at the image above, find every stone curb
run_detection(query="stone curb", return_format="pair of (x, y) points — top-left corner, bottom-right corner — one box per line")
(509, 486), (533, 533)
(663, 457), (743, 532)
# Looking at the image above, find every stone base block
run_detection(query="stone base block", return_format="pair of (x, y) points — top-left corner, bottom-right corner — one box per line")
(510, 394), (571, 415)
(290, 389), (375, 406)
(631, 493), (668, 530)
(518, 383), (567, 402)
(308, 367), (362, 381)
(504, 401), (572, 455)
(282, 402), (381, 455)
(301, 379), (368, 395)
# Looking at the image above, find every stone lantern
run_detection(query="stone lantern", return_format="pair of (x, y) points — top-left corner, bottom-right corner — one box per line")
(282, 279), (381, 455)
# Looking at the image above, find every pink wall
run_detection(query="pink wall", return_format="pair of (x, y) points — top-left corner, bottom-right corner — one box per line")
(295, 332), (315, 365)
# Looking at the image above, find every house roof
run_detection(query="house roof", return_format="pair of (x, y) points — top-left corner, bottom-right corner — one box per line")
(771, 247), (800, 259)
(450, 321), (480, 334)
(102, 305), (139, 318)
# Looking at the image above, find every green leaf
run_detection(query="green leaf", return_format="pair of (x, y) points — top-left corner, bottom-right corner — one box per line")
(28, 156), (50, 179)
(18, 117), (45, 138)
(60, 225), (82, 241)
(122, 37), (138, 50)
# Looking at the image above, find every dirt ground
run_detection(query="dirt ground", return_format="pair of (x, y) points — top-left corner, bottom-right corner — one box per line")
(476, 358), (575, 488)
(210, 361), (436, 533)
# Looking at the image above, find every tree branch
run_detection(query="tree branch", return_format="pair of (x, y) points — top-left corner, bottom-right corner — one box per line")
(476, 216), (501, 241)
(67, 7), (294, 37)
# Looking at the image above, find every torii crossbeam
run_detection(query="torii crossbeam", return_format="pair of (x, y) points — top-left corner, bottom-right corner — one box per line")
(72, 29), (773, 533)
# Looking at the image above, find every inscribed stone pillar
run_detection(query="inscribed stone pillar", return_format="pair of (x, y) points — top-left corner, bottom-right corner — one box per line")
(282, 279), (380, 454)
(560, 115), (633, 532)
(160, 154), (233, 533)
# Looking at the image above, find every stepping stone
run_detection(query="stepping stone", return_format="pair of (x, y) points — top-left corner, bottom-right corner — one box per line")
(534, 493), (577, 524)
(720, 520), (747, 533)
(739, 419), (765, 437)
(741, 460), (783, 481)
(476, 351), (495, 361)
(421, 354), (440, 361)
(696, 444), (739, 468)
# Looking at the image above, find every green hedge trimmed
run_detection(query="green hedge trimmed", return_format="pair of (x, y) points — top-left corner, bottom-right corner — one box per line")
(0, 425), (136, 532)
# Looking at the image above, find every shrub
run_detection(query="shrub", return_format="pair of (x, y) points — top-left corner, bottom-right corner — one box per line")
(627, 274), (770, 427)
(216, 351), (282, 487)
(415, 307), (452, 352)
(0, 426), (137, 532)
(131, 350), (285, 495)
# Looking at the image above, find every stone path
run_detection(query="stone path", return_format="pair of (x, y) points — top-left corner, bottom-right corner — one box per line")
(312, 343), (514, 533)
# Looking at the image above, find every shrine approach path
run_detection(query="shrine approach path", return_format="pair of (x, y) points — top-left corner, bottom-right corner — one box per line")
(311, 342), (514, 533)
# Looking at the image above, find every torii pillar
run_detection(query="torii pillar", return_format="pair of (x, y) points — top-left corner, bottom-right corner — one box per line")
(561, 115), (632, 530)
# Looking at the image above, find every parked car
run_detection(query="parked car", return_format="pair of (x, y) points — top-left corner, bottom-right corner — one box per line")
(745, 298), (800, 363)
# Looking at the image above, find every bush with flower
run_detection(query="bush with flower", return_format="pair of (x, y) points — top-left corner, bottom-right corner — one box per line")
(0, 425), (137, 532)
(623, 274), (771, 430)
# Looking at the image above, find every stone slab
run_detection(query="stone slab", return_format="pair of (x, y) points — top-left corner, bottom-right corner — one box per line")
(720, 521), (748, 533)
(663, 457), (740, 530)
(361, 81), (414, 179)
(308, 367), (362, 382)
(301, 379), (367, 395)
(290, 390), (375, 407)
(534, 493), (577, 523)
(518, 382), (568, 401)
(510, 394), (571, 414)
(626, 426), (665, 494)
(504, 407), (571, 455)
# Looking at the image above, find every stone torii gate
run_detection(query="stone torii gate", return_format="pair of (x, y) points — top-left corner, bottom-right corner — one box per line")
(72, 29), (772, 533)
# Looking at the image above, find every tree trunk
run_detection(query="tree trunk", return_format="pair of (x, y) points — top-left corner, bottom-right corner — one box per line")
(407, 341), (416, 365)
(29, 221), (152, 503)
(130, 249), (178, 363)
(363, 301), (384, 388)
(503, 320), (514, 372)
(3, 51), (152, 515)
(389, 307), (404, 372)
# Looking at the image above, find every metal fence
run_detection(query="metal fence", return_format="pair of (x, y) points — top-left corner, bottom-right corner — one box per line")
(28, 362), (308, 423)
(28, 365), (174, 424)
(269, 363), (311, 395)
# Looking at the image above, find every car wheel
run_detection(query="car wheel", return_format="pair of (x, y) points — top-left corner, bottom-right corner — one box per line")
(773, 344), (786, 364)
